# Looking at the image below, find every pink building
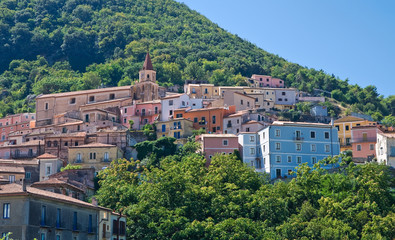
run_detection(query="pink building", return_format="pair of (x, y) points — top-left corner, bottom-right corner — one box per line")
(249, 75), (285, 88)
(120, 100), (161, 129)
(121, 104), (138, 129)
(198, 134), (239, 165)
(0, 113), (35, 143)
(351, 125), (380, 162)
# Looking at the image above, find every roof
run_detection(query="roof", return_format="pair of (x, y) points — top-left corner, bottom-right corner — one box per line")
(200, 134), (238, 138)
(37, 153), (59, 159)
(36, 86), (131, 99)
(0, 140), (44, 148)
(185, 107), (224, 113)
(233, 92), (257, 100)
(58, 121), (84, 127)
(242, 120), (264, 126)
(31, 178), (84, 193)
(136, 100), (161, 105)
(161, 93), (185, 100)
(0, 159), (39, 165)
(226, 111), (248, 118)
(334, 116), (367, 123)
(0, 183), (106, 210)
(69, 143), (117, 148)
(378, 132), (395, 138)
(0, 166), (25, 174)
(46, 132), (86, 138)
(271, 121), (332, 127)
(142, 52), (154, 70)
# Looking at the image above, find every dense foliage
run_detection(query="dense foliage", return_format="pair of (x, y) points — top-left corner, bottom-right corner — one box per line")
(0, 0), (393, 118)
(96, 148), (395, 240)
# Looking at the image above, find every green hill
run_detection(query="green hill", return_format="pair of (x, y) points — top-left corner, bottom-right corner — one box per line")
(0, 0), (393, 119)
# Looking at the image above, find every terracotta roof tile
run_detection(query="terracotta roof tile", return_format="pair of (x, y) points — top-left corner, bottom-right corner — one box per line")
(37, 153), (59, 159)
(0, 166), (25, 173)
(36, 86), (131, 99)
(69, 143), (116, 148)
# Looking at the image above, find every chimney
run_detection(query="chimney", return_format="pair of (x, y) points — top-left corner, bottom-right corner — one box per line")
(91, 197), (98, 207)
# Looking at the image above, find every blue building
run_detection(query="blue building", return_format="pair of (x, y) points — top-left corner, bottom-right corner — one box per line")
(239, 121), (340, 179)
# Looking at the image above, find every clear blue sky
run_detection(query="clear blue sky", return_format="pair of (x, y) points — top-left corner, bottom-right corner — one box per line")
(177, 0), (394, 97)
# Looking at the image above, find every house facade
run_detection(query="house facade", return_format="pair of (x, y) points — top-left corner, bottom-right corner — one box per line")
(351, 125), (380, 163)
(198, 134), (239, 165)
(156, 118), (194, 144)
(248, 75), (285, 88)
(376, 132), (395, 167)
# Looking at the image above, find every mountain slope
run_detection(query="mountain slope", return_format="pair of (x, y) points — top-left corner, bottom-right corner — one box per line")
(0, 0), (393, 118)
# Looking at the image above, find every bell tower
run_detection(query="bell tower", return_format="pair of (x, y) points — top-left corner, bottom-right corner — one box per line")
(139, 52), (156, 82)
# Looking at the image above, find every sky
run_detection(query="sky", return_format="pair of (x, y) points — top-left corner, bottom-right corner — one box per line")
(176, 0), (395, 97)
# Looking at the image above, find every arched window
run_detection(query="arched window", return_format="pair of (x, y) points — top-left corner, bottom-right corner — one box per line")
(47, 141), (52, 147)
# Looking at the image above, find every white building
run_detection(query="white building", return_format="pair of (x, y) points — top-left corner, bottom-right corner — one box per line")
(376, 132), (395, 167)
(160, 93), (203, 121)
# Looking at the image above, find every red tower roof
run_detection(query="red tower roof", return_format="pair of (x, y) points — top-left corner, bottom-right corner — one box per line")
(142, 52), (154, 70)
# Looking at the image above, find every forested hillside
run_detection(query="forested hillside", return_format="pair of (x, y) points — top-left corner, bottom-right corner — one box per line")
(0, 0), (393, 118)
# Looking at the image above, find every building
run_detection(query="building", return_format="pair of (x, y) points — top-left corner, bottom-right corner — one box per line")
(0, 183), (126, 240)
(156, 118), (194, 144)
(248, 75), (285, 88)
(68, 143), (123, 173)
(160, 93), (202, 121)
(0, 140), (44, 160)
(241, 120), (265, 133)
(376, 132), (395, 167)
(37, 153), (63, 181)
(274, 88), (299, 109)
(239, 121), (340, 179)
(134, 100), (161, 126)
(44, 132), (87, 161)
(198, 134), (239, 165)
(0, 159), (39, 184)
(0, 166), (25, 184)
(351, 125), (380, 163)
(334, 116), (377, 152)
(174, 106), (235, 133)
(223, 91), (256, 111)
(238, 132), (263, 172)
(310, 106), (328, 117)
(185, 84), (220, 99)
(223, 111), (248, 134)
(0, 113), (35, 143)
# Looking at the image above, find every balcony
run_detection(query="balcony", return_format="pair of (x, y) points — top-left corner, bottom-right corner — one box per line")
(352, 137), (376, 143)
(170, 126), (182, 130)
(135, 110), (161, 117)
(293, 136), (304, 141)
(101, 158), (112, 163)
(74, 159), (82, 163)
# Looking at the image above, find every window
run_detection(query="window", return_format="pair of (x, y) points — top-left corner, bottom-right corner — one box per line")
(311, 144), (316, 152)
(123, 118), (126, 124)
(275, 129), (280, 137)
(295, 130), (301, 140)
(250, 148), (255, 155)
(45, 164), (51, 176)
(9, 175), (15, 183)
(296, 143), (302, 151)
(370, 144), (374, 150)
(325, 145), (330, 152)
(56, 235), (60, 240)
(201, 117), (206, 124)
(176, 114), (183, 118)
(240, 100), (243, 105)
(109, 93), (115, 100)
(90, 152), (96, 159)
(73, 212), (78, 231)
(169, 110), (173, 116)
(120, 221), (126, 235)
(204, 88), (208, 94)
(324, 132), (330, 139)
(275, 142), (281, 150)
(89, 96), (95, 102)
(45, 102), (49, 110)
(169, 100), (173, 106)
(310, 131), (316, 139)
(155, 107), (158, 114)
(237, 119), (240, 124)
(104, 152), (109, 161)
(53, 141), (58, 147)
(25, 172), (31, 179)
(312, 157), (317, 164)
(162, 124), (166, 132)
(3, 203), (10, 219)
(192, 88), (196, 93)
(223, 140), (228, 146)
(357, 145), (362, 151)
(41, 205), (47, 226)
(287, 156), (292, 163)
(76, 153), (82, 162)
(345, 125), (349, 131)
(256, 159), (262, 169)
(278, 98), (283, 101)
(47, 141), (52, 147)
(173, 132), (180, 139)
(212, 116), (216, 124)
(276, 156), (281, 163)
(88, 214), (93, 233)
(335, 125), (339, 131)
(288, 169), (293, 175)
(193, 117), (198, 123)
(247, 102), (250, 107)
(41, 233), (46, 240)
(124, 108), (127, 113)
(56, 208), (61, 228)
(250, 136), (255, 142)
(70, 98), (76, 104)
(282, 92), (286, 95)
(297, 156), (302, 163)
(246, 127), (250, 132)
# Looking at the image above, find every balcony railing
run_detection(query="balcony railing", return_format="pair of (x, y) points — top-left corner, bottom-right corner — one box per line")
(75, 159), (82, 163)
(135, 110), (161, 117)
(170, 126), (182, 130)
(293, 137), (304, 141)
(352, 137), (376, 143)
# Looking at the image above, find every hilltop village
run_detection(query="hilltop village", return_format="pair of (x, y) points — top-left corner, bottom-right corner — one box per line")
(0, 53), (394, 239)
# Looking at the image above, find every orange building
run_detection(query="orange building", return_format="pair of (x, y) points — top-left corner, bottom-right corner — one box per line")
(174, 106), (236, 133)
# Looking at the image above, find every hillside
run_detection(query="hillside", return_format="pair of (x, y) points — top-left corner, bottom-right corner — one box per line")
(0, 0), (393, 118)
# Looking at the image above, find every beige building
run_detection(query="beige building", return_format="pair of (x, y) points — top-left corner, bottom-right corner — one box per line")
(223, 91), (256, 111)
(186, 84), (220, 99)
(0, 166), (25, 183)
(37, 153), (63, 181)
(156, 118), (194, 144)
(36, 52), (164, 128)
(68, 143), (123, 173)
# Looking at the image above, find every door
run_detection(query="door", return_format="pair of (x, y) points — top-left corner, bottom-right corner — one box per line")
(276, 169), (281, 178)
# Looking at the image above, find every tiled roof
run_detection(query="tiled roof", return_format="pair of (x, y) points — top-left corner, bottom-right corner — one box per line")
(161, 93), (185, 100)
(69, 143), (116, 148)
(200, 134), (238, 138)
(37, 153), (59, 159)
(243, 120), (264, 125)
(58, 121), (84, 127)
(0, 159), (39, 165)
(31, 178), (84, 192)
(0, 183), (104, 210)
(378, 132), (395, 138)
(46, 132), (86, 138)
(36, 86), (131, 99)
(334, 116), (366, 123)
(0, 140), (44, 148)
(0, 166), (25, 173)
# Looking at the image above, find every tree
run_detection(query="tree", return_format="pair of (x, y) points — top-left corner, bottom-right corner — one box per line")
(184, 62), (205, 80)
(382, 115), (395, 127)
(128, 119), (134, 130)
(60, 164), (82, 171)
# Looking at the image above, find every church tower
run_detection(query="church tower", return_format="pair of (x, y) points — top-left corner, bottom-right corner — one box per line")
(139, 52), (156, 82)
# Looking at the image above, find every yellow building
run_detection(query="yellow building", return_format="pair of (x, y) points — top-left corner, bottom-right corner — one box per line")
(68, 143), (123, 173)
(186, 84), (220, 99)
(334, 116), (377, 151)
(156, 118), (194, 144)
